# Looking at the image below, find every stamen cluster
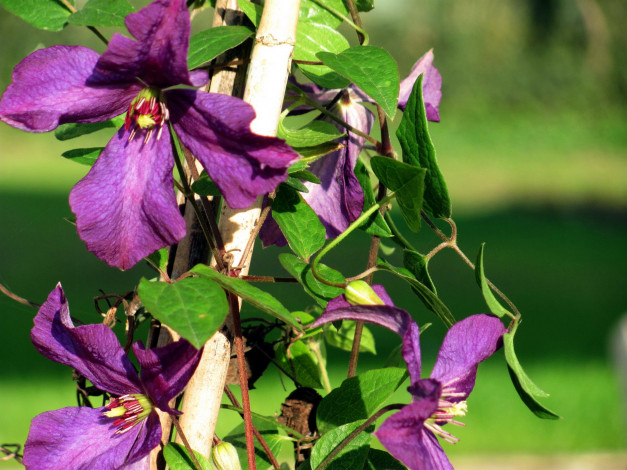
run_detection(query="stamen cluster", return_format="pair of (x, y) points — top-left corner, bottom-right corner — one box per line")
(103, 393), (153, 434)
(124, 88), (169, 143)
(424, 379), (467, 445)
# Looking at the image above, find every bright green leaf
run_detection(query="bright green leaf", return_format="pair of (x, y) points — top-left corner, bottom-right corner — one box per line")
(61, 147), (103, 166)
(295, 22), (350, 89)
(397, 74), (451, 218)
(294, 141), (345, 160)
(272, 185), (326, 261)
(224, 416), (286, 469)
(310, 420), (370, 470)
(504, 332), (559, 419)
(377, 259), (455, 328)
(237, 0), (262, 27)
(278, 119), (344, 148)
(0, 0), (74, 31)
(163, 442), (212, 470)
(324, 322), (376, 354)
(475, 243), (511, 318)
(68, 0), (134, 27)
(279, 253), (345, 307)
(300, 0), (349, 28)
(275, 341), (323, 389)
(370, 156), (426, 232)
(54, 116), (124, 141)
(145, 247), (169, 273)
(138, 277), (229, 348)
(284, 176), (310, 193)
(316, 367), (407, 432)
(191, 264), (303, 331)
(290, 169), (321, 185)
(318, 46), (399, 118)
(355, 159), (392, 237)
(403, 249), (436, 294)
(188, 25), (254, 69)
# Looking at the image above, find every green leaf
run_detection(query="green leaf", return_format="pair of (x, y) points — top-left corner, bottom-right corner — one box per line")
(355, 0), (374, 12)
(475, 243), (511, 318)
(310, 420), (370, 470)
(191, 172), (221, 197)
(295, 22), (350, 89)
(403, 249), (436, 294)
(163, 443), (212, 470)
(397, 74), (451, 218)
(188, 25), (254, 69)
(0, 0), (73, 31)
(279, 253), (345, 307)
(54, 116), (124, 141)
(324, 322), (376, 354)
(365, 449), (404, 470)
(275, 340), (323, 389)
(145, 247), (169, 273)
(318, 46), (399, 118)
(294, 141), (345, 160)
(272, 185), (326, 261)
(61, 147), (103, 166)
(284, 176), (310, 193)
(370, 157), (426, 232)
(377, 259), (455, 328)
(316, 367), (407, 432)
(224, 416), (286, 469)
(68, 0), (134, 27)
(138, 277), (229, 349)
(290, 169), (321, 185)
(237, 0), (262, 27)
(355, 159), (392, 238)
(300, 0), (349, 28)
(278, 119), (344, 148)
(504, 332), (560, 419)
(191, 264), (303, 331)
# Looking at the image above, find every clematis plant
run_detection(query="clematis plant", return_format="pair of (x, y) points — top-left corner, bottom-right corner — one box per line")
(0, 0), (298, 270)
(23, 284), (202, 469)
(261, 50), (441, 246)
(312, 285), (506, 470)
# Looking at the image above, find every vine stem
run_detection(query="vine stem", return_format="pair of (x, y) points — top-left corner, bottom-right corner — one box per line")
(314, 404), (404, 470)
(0, 283), (40, 308)
(171, 416), (203, 470)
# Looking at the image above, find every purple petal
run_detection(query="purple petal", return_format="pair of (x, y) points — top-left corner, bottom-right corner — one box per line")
(69, 127), (186, 270)
(374, 385), (453, 470)
(125, 412), (162, 467)
(430, 314), (505, 399)
(90, 0), (192, 88)
(133, 340), (202, 412)
(0, 46), (137, 132)
(398, 50), (442, 122)
(169, 89), (298, 209)
(311, 302), (422, 381)
(23, 407), (153, 470)
(31, 285), (142, 396)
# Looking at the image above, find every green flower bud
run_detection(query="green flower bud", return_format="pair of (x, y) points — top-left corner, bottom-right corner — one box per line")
(211, 441), (242, 470)
(345, 280), (384, 306)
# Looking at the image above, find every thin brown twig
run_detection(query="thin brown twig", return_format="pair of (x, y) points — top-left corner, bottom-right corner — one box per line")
(0, 283), (40, 308)
(171, 416), (204, 470)
(239, 197), (274, 270)
(240, 275), (299, 283)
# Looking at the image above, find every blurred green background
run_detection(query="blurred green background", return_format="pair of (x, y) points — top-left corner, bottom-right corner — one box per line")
(1, 0), (626, 468)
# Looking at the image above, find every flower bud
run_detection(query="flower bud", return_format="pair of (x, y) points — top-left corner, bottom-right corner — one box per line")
(211, 441), (242, 470)
(345, 280), (384, 306)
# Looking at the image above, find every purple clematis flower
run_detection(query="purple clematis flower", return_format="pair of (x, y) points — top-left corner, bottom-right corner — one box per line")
(23, 284), (202, 470)
(0, 0), (298, 270)
(260, 50), (441, 246)
(311, 286), (505, 470)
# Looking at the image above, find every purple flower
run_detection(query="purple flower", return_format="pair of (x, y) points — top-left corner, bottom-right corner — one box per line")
(260, 50), (441, 246)
(311, 286), (505, 470)
(23, 284), (202, 470)
(0, 0), (298, 269)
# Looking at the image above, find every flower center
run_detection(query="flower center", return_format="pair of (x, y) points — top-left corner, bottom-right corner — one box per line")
(423, 380), (467, 445)
(103, 393), (153, 434)
(124, 87), (169, 143)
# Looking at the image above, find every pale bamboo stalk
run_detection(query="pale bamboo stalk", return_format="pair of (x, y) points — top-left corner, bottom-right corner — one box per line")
(176, 0), (301, 461)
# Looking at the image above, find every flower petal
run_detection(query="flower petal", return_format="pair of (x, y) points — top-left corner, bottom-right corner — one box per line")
(90, 0), (192, 88)
(125, 412), (162, 468)
(169, 89), (298, 209)
(0, 46), (137, 132)
(69, 127), (186, 270)
(311, 301), (422, 382)
(430, 314), (505, 399)
(23, 406), (151, 470)
(133, 340), (202, 412)
(398, 50), (442, 122)
(31, 285), (142, 396)
(374, 387), (453, 470)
